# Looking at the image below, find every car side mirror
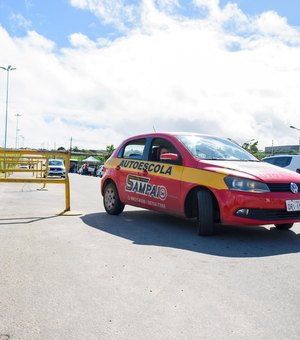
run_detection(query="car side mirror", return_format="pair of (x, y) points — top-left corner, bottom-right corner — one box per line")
(160, 153), (178, 161)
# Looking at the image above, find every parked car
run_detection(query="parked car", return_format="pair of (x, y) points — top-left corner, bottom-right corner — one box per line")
(88, 164), (96, 175)
(19, 163), (29, 169)
(45, 159), (66, 177)
(96, 165), (104, 178)
(262, 155), (300, 174)
(101, 132), (300, 236)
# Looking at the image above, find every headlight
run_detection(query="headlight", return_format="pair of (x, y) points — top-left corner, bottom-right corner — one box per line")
(224, 176), (270, 193)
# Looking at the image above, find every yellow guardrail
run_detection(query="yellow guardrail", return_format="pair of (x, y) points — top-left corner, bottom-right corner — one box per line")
(0, 149), (79, 215)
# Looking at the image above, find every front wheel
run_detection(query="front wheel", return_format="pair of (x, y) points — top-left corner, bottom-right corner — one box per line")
(275, 223), (294, 230)
(103, 182), (124, 215)
(197, 190), (214, 236)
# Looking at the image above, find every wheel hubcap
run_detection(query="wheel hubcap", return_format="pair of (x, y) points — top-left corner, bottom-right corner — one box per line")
(105, 187), (115, 210)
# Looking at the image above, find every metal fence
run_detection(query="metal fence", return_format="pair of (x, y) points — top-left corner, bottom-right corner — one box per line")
(0, 149), (71, 214)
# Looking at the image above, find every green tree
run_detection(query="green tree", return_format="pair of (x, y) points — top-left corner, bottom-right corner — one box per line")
(242, 140), (266, 159)
(106, 145), (115, 159)
(242, 141), (258, 154)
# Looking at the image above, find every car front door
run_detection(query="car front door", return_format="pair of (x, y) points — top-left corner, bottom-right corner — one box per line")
(137, 137), (184, 214)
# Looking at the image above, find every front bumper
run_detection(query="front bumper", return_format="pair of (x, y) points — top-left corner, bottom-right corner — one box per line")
(215, 190), (300, 226)
(48, 168), (65, 177)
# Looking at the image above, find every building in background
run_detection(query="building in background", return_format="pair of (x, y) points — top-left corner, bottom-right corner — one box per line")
(265, 144), (300, 155)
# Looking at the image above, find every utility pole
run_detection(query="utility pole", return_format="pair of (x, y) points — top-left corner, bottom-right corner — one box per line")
(15, 113), (22, 148)
(0, 65), (16, 148)
(20, 135), (25, 148)
(289, 126), (300, 154)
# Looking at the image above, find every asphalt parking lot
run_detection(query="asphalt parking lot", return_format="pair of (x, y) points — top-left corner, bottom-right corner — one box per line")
(0, 174), (300, 340)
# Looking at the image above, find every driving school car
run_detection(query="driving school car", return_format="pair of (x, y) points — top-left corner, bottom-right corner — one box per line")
(101, 132), (300, 236)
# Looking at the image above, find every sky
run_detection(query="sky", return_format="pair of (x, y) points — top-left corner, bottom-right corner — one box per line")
(0, 0), (300, 151)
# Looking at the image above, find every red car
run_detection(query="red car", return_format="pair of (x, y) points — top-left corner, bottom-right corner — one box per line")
(101, 133), (300, 235)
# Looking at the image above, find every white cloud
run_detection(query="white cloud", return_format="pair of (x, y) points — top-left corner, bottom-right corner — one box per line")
(69, 0), (138, 30)
(10, 13), (32, 31)
(1, 1), (300, 151)
(193, 0), (221, 18)
(251, 11), (300, 45)
(69, 33), (96, 48)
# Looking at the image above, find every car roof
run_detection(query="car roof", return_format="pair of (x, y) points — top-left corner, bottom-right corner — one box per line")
(121, 132), (226, 141)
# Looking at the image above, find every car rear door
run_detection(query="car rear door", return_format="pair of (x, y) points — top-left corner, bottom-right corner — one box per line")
(114, 138), (148, 206)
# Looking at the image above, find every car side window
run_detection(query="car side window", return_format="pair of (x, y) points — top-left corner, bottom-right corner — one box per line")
(149, 138), (182, 165)
(273, 157), (292, 167)
(121, 138), (146, 160)
(264, 157), (292, 167)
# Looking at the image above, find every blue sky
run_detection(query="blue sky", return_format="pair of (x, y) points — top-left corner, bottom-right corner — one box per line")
(0, 0), (300, 149)
(221, 0), (300, 26)
(0, 0), (120, 48)
(1, 0), (299, 48)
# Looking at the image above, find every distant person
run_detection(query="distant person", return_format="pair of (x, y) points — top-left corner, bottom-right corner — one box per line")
(94, 164), (98, 177)
(82, 163), (89, 175)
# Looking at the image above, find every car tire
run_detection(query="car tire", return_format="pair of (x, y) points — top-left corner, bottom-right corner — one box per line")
(274, 223), (294, 230)
(197, 190), (214, 236)
(103, 182), (125, 215)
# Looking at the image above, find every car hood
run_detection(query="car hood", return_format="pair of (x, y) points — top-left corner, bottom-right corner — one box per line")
(200, 160), (300, 183)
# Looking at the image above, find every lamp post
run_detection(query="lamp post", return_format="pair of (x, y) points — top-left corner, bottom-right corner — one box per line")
(0, 65), (16, 148)
(15, 113), (22, 148)
(20, 135), (25, 148)
(289, 125), (300, 154)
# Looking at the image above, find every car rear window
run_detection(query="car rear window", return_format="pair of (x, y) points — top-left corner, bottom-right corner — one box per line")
(263, 156), (292, 167)
(121, 138), (146, 159)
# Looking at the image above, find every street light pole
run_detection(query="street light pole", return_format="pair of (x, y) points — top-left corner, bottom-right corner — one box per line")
(289, 125), (300, 154)
(20, 135), (25, 148)
(15, 113), (22, 148)
(0, 65), (16, 148)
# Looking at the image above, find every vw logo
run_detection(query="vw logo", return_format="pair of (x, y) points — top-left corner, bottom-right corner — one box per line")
(290, 182), (299, 194)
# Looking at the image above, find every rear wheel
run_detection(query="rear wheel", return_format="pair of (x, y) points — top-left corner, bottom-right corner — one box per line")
(274, 223), (294, 230)
(103, 182), (124, 215)
(197, 190), (214, 236)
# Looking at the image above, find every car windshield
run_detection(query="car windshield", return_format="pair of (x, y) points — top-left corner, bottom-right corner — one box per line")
(49, 160), (64, 166)
(177, 134), (258, 161)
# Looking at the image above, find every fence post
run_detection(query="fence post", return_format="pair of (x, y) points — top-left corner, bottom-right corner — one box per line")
(64, 151), (71, 212)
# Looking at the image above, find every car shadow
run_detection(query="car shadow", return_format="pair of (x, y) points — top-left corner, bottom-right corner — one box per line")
(81, 210), (300, 258)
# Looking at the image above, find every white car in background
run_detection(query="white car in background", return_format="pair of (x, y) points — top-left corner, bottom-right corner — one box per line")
(19, 163), (29, 169)
(45, 159), (66, 177)
(96, 165), (104, 178)
(262, 154), (300, 174)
